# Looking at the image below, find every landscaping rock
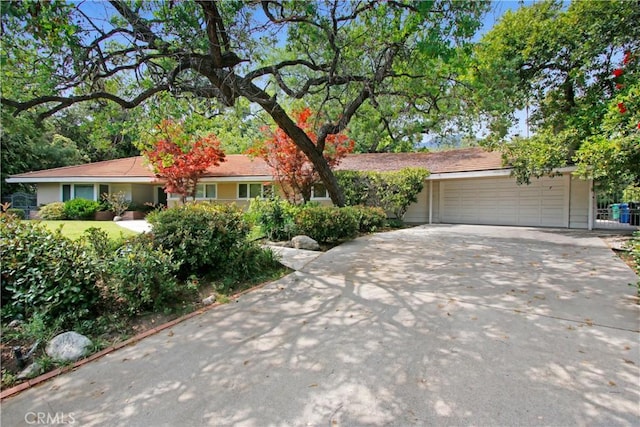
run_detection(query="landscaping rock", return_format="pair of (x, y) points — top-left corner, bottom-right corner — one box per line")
(17, 362), (42, 380)
(202, 295), (216, 305)
(46, 331), (92, 362)
(291, 235), (320, 251)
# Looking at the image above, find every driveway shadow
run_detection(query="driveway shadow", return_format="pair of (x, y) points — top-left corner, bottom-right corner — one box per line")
(1, 225), (638, 426)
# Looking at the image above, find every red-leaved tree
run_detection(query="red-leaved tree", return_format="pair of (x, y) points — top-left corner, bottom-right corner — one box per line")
(145, 120), (226, 203)
(248, 108), (354, 204)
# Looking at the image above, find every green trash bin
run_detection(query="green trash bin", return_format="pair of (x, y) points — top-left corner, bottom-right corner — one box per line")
(611, 203), (620, 221)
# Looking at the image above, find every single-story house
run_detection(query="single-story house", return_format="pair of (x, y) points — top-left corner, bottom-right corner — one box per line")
(6, 147), (595, 229)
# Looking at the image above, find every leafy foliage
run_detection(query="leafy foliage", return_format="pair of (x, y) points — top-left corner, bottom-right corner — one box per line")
(627, 232), (640, 296)
(247, 196), (301, 241)
(6, 209), (25, 219)
(341, 206), (387, 233)
(101, 191), (130, 216)
(295, 206), (359, 243)
(0, 216), (102, 327)
(0, 0), (489, 206)
(470, 0), (639, 192)
(103, 235), (190, 315)
(247, 108), (354, 204)
(143, 120), (226, 203)
(336, 167), (429, 219)
(38, 202), (67, 220)
(147, 203), (252, 278)
(63, 198), (100, 220)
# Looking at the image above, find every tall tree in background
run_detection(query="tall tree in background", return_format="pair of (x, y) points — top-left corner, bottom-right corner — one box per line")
(469, 0), (639, 193)
(144, 120), (226, 203)
(248, 107), (354, 204)
(0, 0), (489, 206)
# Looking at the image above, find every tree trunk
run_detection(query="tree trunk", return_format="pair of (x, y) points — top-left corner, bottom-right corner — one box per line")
(236, 79), (346, 207)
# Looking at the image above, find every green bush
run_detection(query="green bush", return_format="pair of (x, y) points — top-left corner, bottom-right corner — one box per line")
(0, 216), (102, 327)
(295, 206), (358, 243)
(38, 202), (67, 220)
(147, 203), (252, 277)
(247, 196), (300, 241)
(5, 208), (25, 219)
(105, 234), (191, 315)
(223, 244), (281, 289)
(342, 205), (387, 233)
(336, 167), (429, 219)
(64, 198), (100, 220)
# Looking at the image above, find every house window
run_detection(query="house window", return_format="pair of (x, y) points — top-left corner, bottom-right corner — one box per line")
(99, 184), (109, 199)
(74, 184), (95, 200)
(195, 183), (217, 199)
(238, 183), (266, 199)
(62, 185), (71, 202)
(62, 184), (97, 201)
(311, 183), (329, 199)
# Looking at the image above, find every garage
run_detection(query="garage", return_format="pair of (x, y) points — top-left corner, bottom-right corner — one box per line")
(440, 175), (569, 227)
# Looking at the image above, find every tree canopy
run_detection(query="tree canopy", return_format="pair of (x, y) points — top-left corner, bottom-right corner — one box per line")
(469, 0), (639, 193)
(0, 0), (489, 205)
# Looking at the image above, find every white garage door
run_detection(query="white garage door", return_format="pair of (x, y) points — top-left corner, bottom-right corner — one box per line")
(440, 176), (567, 227)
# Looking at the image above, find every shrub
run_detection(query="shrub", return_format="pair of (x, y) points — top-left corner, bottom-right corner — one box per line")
(342, 205), (387, 233)
(38, 202), (67, 220)
(101, 191), (130, 216)
(5, 208), (25, 219)
(147, 203), (251, 277)
(64, 198), (100, 220)
(105, 234), (191, 315)
(247, 196), (300, 241)
(295, 206), (358, 243)
(336, 167), (429, 219)
(0, 216), (102, 327)
(223, 244), (281, 289)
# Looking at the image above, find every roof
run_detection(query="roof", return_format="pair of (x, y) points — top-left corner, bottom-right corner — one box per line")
(337, 148), (504, 174)
(6, 147), (506, 183)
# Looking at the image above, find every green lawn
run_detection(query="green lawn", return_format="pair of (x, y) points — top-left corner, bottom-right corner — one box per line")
(39, 221), (138, 240)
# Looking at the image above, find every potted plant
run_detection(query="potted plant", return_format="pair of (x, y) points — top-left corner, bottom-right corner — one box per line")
(94, 199), (115, 221)
(101, 192), (130, 221)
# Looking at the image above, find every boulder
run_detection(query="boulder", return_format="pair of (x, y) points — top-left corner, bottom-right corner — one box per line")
(17, 362), (42, 380)
(202, 295), (216, 305)
(291, 235), (320, 251)
(46, 331), (92, 362)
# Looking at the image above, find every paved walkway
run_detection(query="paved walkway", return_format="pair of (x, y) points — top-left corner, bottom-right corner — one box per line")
(115, 220), (152, 233)
(1, 225), (638, 426)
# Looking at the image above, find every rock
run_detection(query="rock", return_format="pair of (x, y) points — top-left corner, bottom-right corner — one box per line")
(7, 319), (23, 328)
(202, 295), (216, 305)
(113, 216), (122, 222)
(46, 331), (92, 362)
(17, 362), (42, 380)
(291, 235), (320, 251)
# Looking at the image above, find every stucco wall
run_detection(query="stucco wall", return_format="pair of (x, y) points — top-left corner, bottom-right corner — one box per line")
(569, 176), (590, 229)
(131, 184), (154, 205)
(110, 184), (132, 200)
(404, 186), (428, 223)
(37, 183), (60, 205)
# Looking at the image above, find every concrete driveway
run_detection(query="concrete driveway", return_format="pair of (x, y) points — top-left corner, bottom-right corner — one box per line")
(2, 225), (639, 426)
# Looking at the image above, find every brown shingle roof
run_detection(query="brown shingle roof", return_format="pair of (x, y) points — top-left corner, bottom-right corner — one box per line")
(337, 147), (504, 174)
(8, 147), (504, 180)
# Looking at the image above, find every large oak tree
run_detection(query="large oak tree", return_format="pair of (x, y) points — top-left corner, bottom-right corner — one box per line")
(468, 0), (639, 193)
(1, 0), (488, 205)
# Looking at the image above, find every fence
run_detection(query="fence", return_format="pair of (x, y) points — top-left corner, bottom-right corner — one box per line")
(594, 200), (640, 230)
(2, 192), (37, 218)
